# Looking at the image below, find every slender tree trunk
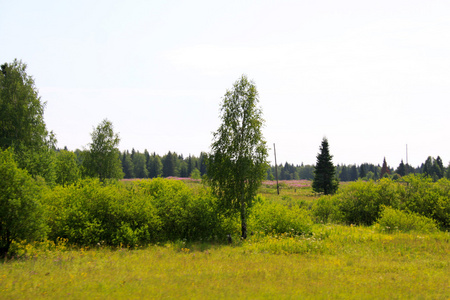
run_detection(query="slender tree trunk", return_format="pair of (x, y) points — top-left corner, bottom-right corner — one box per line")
(240, 192), (247, 239)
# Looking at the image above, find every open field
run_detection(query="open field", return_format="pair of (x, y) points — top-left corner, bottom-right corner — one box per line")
(1, 179), (449, 299)
(1, 226), (449, 299)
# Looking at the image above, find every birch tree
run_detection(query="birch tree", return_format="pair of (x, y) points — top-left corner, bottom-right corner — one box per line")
(206, 75), (268, 239)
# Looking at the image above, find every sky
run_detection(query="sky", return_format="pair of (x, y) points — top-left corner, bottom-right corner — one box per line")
(1, 0), (449, 167)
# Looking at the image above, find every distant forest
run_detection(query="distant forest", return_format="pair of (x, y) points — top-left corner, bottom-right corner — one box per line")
(70, 148), (449, 182)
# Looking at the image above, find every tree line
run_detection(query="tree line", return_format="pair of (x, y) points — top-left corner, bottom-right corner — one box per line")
(2, 59), (449, 186)
(2, 59), (450, 251)
(266, 156), (449, 182)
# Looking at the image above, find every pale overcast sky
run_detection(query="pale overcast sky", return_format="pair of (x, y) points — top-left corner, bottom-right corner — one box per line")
(1, 0), (449, 167)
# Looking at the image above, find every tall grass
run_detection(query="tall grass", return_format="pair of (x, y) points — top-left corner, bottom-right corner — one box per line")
(2, 177), (450, 298)
(1, 227), (449, 299)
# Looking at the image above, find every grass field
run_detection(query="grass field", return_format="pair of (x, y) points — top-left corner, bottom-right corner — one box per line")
(1, 226), (449, 299)
(1, 180), (449, 299)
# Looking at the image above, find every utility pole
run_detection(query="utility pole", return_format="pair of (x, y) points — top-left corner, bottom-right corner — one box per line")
(273, 143), (280, 195)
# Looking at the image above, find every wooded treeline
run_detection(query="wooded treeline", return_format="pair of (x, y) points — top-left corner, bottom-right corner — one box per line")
(2, 59), (449, 184)
(69, 147), (450, 182)
(118, 149), (207, 179)
(268, 156), (449, 181)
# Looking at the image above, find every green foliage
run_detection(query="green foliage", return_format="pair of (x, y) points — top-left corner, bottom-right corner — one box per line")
(43, 178), (235, 246)
(1, 226), (449, 299)
(190, 168), (201, 179)
(312, 138), (339, 195)
(136, 178), (234, 241)
(336, 178), (402, 225)
(321, 175), (450, 229)
(132, 151), (149, 178)
(121, 150), (135, 179)
(43, 178), (161, 246)
(0, 59), (56, 183)
(380, 157), (391, 178)
(147, 152), (163, 178)
(401, 175), (450, 228)
(82, 119), (124, 181)
(206, 75), (269, 239)
(55, 150), (80, 186)
(312, 195), (343, 224)
(0, 149), (48, 255)
(422, 156), (445, 181)
(162, 151), (177, 177)
(376, 206), (439, 233)
(249, 199), (313, 236)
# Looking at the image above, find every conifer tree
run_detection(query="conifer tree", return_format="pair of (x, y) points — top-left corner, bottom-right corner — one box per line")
(339, 165), (349, 182)
(396, 160), (406, 177)
(162, 151), (176, 177)
(359, 164), (366, 179)
(122, 151), (135, 179)
(422, 156), (434, 177)
(147, 153), (163, 178)
(434, 156), (444, 179)
(312, 137), (339, 195)
(380, 157), (391, 178)
(349, 165), (358, 181)
(132, 151), (149, 178)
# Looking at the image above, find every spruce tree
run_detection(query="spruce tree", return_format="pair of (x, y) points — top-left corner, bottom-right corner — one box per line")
(434, 156), (444, 179)
(359, 164), (366, 179)
(162, 151), (176, 177)
(132, 152), (149, 178)
(349, 165), (358, 181)
(339, 165), (349, 182)
(312, 137), (339, 195)
(422, 156), (434, 177)
(396, 160), (406, 177)
(380, 157), (391, 178)
(147, 153), (163, 178)
(122, 151), (135, 179)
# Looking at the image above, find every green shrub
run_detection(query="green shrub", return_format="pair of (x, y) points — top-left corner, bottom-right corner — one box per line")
(337, 179), (402, 225)
(44, 178), (235, 246)
(312, 195), (343, 224)
(0, 149), (48, 255)
(376, 206), (439, 233)
(330, 175), (450, 229)
(249, 200), (312, 235)
(401, 175), (450, 228)
(43, 179), (162, 246)
(136, 178), (233, 241)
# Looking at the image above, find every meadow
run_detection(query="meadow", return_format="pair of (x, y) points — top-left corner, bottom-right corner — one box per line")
(1, 178), (450, 299)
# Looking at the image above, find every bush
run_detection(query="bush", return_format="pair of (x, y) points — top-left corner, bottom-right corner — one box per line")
(136, 178), (233, 241)
(401, 175), (450, 228)
(337, 179), (402, 225)
(376, 206), (439, 233)
(249, 198), (312, 236)
(43, 178), (235, 246)
(330, 175), (450, 229)
(43, 179), (162, 246)
(0, 149), (48, 256)
(312, 195), (343, 224)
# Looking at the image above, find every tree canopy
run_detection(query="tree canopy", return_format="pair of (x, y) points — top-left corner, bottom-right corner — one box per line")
(0, 59), (56, 182)
(206, 75), (268, 239)
(82, 119), (124, 181)
(0, 148), (48, 255)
